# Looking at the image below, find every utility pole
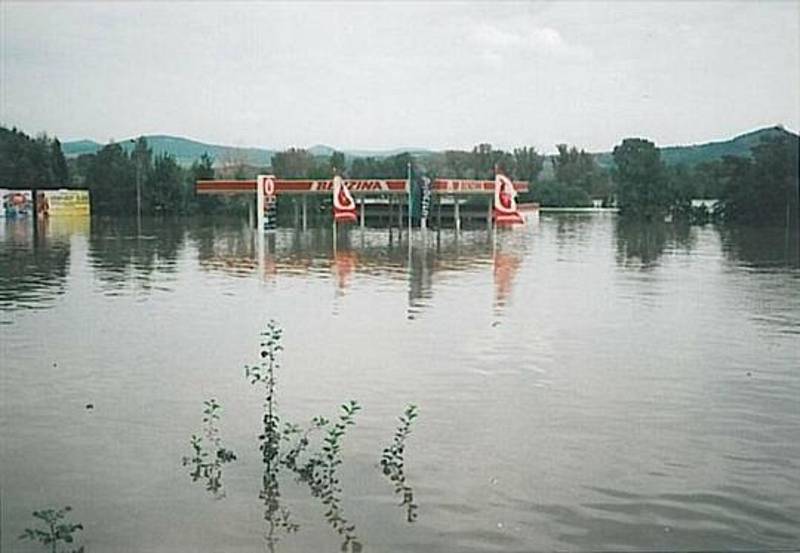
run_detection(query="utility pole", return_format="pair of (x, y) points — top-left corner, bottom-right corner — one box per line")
(130, 139), (142, 235)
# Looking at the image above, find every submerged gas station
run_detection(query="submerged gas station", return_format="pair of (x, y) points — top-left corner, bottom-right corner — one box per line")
(196, 174), (534, 232)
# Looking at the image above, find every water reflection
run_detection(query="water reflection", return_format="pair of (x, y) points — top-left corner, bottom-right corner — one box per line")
(718, 224), (799, 268)
(615, 220), (670, 268)
(614, 220), (696, 269)
(493, 251), (521, 310)
(0, 218), (77, 313)
(193, 225), (526, 318)
(88, 218), (184, 293)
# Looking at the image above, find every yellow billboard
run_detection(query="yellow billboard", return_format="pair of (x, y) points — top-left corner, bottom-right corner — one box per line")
(41, 190), (90, 217)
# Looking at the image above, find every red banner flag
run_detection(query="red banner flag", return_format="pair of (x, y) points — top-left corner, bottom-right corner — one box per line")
(333, 175), (357, 223)
(493, 173), (524, 225)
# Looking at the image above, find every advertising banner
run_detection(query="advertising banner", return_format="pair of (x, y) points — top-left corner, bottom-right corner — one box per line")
(42, 190), (90, 217)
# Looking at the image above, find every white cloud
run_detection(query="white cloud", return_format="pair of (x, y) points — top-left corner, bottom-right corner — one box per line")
(469, 21), (591, 63)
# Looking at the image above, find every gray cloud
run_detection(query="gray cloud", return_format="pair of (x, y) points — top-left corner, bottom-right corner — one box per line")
(1, 1), (797, 153)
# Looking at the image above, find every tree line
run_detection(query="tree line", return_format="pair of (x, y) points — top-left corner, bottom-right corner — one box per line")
(0, 127), (69, 189)
(612, 136), (798, 225)
(1, 125), (796, 225)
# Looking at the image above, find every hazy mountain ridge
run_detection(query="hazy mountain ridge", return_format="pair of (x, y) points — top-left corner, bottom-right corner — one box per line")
(62, 136), (274, 167)
(63, 126), (797, 169)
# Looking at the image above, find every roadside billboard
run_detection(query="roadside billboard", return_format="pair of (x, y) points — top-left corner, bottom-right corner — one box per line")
(40, 190), (91, 217)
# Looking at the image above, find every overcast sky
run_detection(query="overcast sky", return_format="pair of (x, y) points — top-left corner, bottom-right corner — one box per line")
(1, 1), (798, 153)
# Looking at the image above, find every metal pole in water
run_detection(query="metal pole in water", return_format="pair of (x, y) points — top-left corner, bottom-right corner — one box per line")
(407, 162), (412, 233)
(256, 176), (265, 232)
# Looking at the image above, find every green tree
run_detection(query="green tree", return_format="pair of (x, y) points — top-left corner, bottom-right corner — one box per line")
(442, 150), (472, 178)
(529, 180), (591, 207)
(328, 151), (346, 174)
(148, 153), (184, 214)
(512, 147), (544, 183)
(469, 143), (513, 179)
(50, 138), (70, 187)
(612, 138), (669, 219)
(665, 164), (694, 220)
(191, 153), (221, 214)
(86, 143), (136, 215)
(0, 127), (66, 189)
(271, 148), (315, 178)
(716, 136), (799, 225)
(552, 144), (599, 193)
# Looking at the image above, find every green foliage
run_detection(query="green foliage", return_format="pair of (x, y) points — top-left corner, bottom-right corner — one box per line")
(513, 147), (545, 184)
(613, 138), (670, 219)
(349, 153), (412, 179)
(85, 142), (136, 215)
(19, 506), (84, 553)
(82, 137), (246, 216)
(182, 398), (237, 496)
(611, 132), (798, 226)
(715, 135), (799, 226)
(271, 148), (317, 178)
(552, 144), (594, 191)
(243, 321), (363, 551)
(148, 153), (186, 214)
(0, 126), (69, 189)
(428, 144), (543, 182)
(664, 164), (694, 221)
(329, 151), (346, 174)
(526, 180), (591, 207)
(50, 139), (69, 187)
(380, 404), (419, 522)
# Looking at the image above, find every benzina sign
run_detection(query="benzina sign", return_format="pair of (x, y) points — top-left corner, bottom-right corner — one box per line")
(197, 178), (526, 195)
(436, 179), (493, 192)
(310, 180), (404, 191)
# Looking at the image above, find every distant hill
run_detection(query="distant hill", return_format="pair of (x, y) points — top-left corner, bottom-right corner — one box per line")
(308, 144), (433, 159)
(63, 137), (429, 168)
(63, 126), (796, 170)
(659, 126), (795, 166)
(62, 135), (274, 168)
(588, 126), (797, 169)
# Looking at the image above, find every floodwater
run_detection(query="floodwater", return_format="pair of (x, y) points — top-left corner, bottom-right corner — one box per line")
(1, 213), (799, 552)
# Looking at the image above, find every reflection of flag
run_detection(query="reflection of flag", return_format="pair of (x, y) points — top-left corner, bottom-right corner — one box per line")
(333, 250), (357, 291)
(333, 175), (357, 223)
(493, 173), (523, 225)
(494, 252), (521, 305)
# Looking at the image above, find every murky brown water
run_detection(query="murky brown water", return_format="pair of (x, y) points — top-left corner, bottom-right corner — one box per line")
(1, 214), (799, 552)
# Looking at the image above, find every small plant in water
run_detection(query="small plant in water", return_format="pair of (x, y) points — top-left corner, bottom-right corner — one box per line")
(291, 401), (363, 551)
(246, 320), (298, 548)
(246, 320), (363, 552)
(181, 320), (413, 551)
(19, 506), (84, 553)
(381, 404), (419, 522)
(182, 398), (237, 497)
